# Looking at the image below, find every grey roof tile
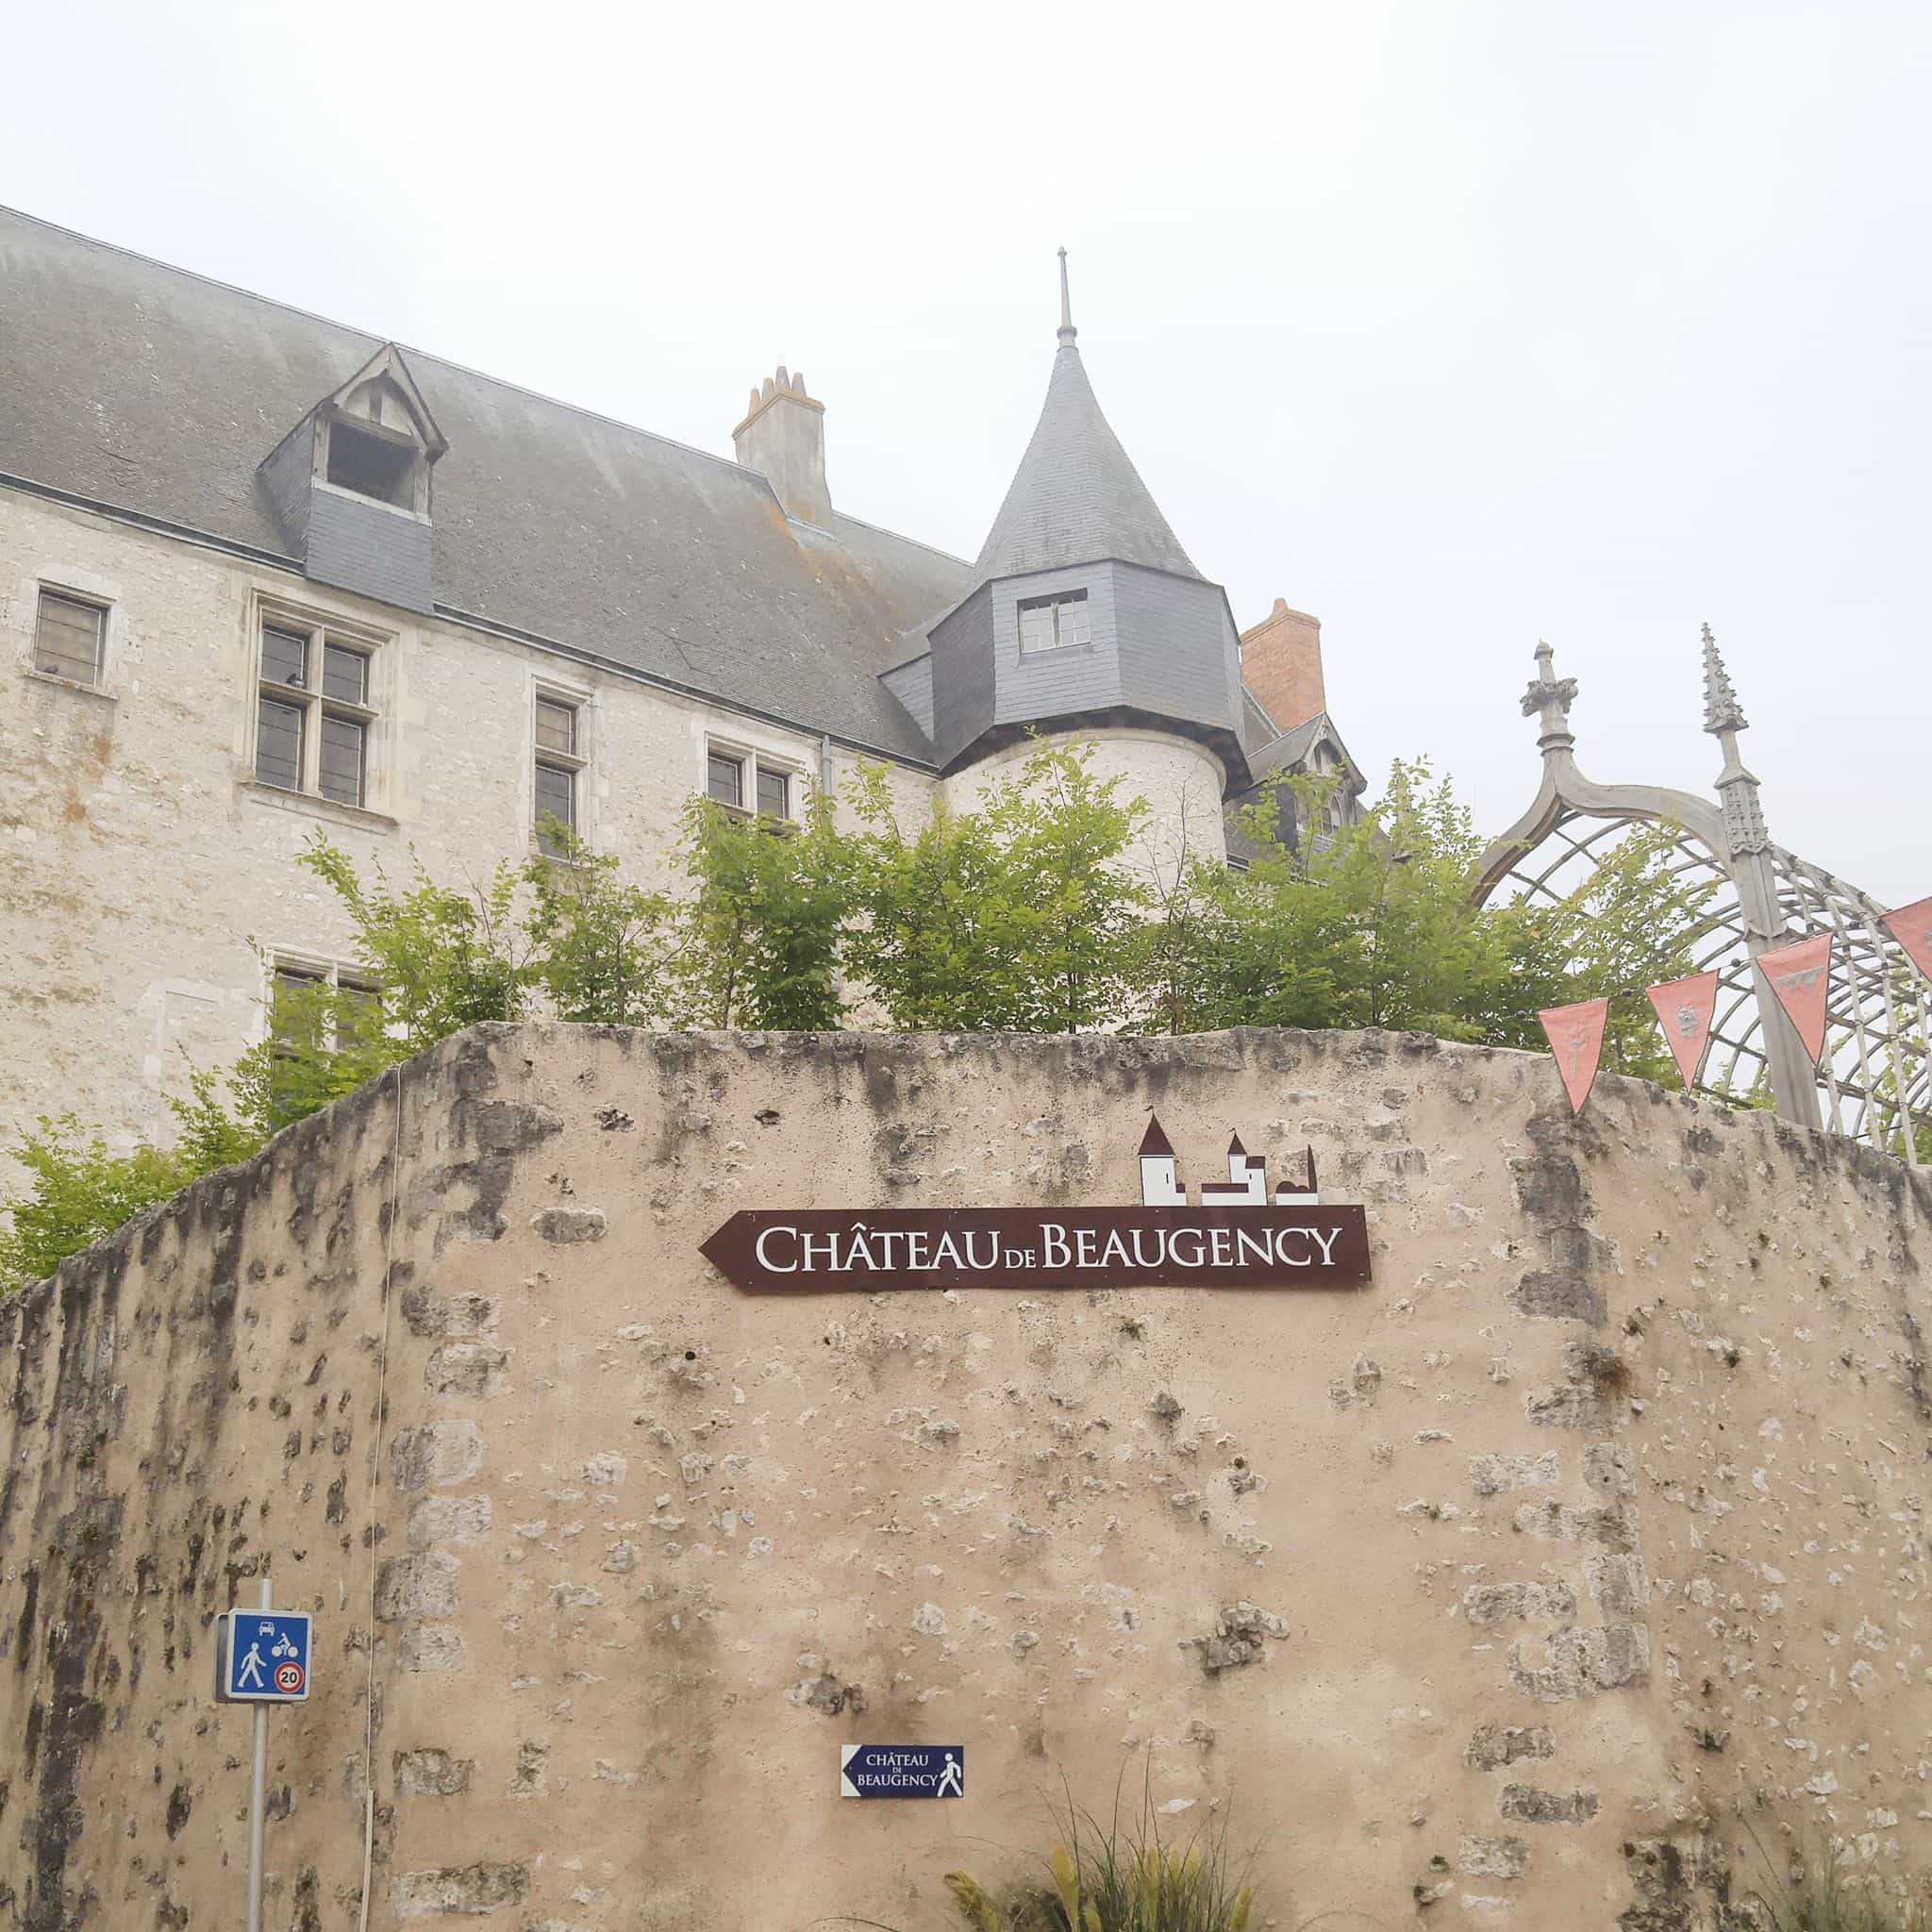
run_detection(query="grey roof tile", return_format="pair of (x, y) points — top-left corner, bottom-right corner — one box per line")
(973, 342), (1200, 583)
(0, 208), (971, 761)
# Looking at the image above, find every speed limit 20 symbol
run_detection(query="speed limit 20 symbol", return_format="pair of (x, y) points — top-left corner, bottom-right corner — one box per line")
(274, 1661), (305, 1694)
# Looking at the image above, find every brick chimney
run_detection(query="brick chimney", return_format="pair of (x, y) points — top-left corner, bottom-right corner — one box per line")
(1240, 598), (1326, 733)
(732, 365), (831, 527)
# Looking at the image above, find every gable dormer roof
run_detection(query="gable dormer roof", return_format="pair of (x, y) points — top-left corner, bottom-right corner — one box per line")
(257, 341), (450, 613)
(322, 342), (448, 458)
(973, 335), (1200, 585)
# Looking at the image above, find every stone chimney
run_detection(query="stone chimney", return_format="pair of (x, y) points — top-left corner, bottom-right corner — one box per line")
(1240, 598), (1327, 733)
(732, 365), (831, 527)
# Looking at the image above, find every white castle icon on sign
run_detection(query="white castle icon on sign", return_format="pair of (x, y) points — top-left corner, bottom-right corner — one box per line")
(1137, 1115), (1319, 1208)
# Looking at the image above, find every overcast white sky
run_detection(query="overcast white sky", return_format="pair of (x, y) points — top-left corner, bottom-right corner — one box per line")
(4, 0), (1925, 901)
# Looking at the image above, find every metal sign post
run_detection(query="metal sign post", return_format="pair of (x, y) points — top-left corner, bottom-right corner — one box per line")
(213, 1574), (313, 1932)
(247, 1579), (269, 1932)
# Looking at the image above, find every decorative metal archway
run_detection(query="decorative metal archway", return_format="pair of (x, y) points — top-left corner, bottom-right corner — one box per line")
(1476, 633), (1929, 1164)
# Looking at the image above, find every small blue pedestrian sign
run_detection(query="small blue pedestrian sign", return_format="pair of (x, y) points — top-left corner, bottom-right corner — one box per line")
(219, 1608), (312, 1703)
(840, 1743), (964, 1798)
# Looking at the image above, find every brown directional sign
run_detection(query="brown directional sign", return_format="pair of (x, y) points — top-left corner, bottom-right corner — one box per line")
(699, 1205), (1372, 1294)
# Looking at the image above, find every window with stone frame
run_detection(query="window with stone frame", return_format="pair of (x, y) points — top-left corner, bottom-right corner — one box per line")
(33, 588), (108, 686)
(256, 614), (380, 808)
(533, 692), (587, 854)
(705, 744), (795, 823)
(1017, 590), (1091, 654)
(268, 958), (381, 1108)
(270, 959), (379, 1046)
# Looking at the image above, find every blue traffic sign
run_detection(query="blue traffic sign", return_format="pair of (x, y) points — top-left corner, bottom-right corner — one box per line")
(840, 1744), (964, 1798)
(220, 1608), (312, 1703)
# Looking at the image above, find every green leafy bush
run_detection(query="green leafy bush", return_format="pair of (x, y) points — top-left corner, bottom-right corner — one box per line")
(0, 1116), (202, 1288)
(845, 741), (1148, 1032)
(666, 790), (848, 1030)
(1747, 1839), (1932, 1932)
(859, 1773), (1258, 1932)
(3, 741), (1740, 1295)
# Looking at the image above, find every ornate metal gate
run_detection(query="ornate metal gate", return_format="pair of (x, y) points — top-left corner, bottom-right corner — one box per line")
(1477, 632), (1928, 1162)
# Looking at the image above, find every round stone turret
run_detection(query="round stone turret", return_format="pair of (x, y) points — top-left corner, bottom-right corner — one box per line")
(924, 259), (1252, 865)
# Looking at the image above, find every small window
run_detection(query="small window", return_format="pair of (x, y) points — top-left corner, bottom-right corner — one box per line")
(1017, 590), (1091, 654)
(336, 975), (381, 1047)
(257, 696), (306, 792)
(33, 591), (108, 686)
(261, 627), (309, 689)
(533, 692), (587, 855)
(270, 963), (329, 1054)
(535, 698), (576, 757)
(319, 713), (367, 808)
(322, 643), (368, 705)
(325, 419), (417, 508)
(708, 751), (744, 808)
(272, 959), (381, 1058)
(255, 613), (381, 808)
(706, 746), (795, 822)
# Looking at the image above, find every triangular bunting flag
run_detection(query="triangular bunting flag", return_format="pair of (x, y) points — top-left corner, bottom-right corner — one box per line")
(1646, 970), (1721, 1090)
(1539, 997), (1609, 1114)
(1757, 933), (1833, 1064)
(1881, 895), (1932, 987)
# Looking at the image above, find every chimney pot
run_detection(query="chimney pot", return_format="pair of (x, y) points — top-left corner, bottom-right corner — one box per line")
(1240, 599), (1327, 734)
(733, 362), (832, 526)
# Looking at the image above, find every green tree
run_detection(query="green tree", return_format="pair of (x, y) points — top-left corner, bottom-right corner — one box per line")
(1135, 813), (1350, 1036)
(298, 837), (531, 1055)
(1541, 823), (1722, 1083)
(0, 1116), (199, 1288)
(666, 788), (848, 1030)
(846, 741), (1148, 1033)
(524, 818), (675, 1025)
(1148, 761), (1533, 1041)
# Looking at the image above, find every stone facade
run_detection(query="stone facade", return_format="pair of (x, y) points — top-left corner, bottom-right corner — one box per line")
(0, 488), (930, 1178)
(1, 1024), (1926, 1929)
(0, 210), (1360, 1179)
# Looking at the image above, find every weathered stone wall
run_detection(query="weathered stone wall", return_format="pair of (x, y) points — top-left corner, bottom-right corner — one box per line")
(941, 727), (1230, 877)
(1, 1024), (1927, 1930)
(0, 490), (934, 1186)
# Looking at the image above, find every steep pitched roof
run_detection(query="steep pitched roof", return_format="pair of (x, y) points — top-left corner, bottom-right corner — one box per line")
(974, 341), (1201, 583)
(0, 208), (972, 761)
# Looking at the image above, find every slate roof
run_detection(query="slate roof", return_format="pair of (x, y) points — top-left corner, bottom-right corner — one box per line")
(973, 341), (1202, 584)
(0, 208), (973, 761)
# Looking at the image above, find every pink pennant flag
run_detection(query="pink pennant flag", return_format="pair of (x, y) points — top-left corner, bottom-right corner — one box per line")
(1540, 997), (1610, 1114)
(1757, 933), (1833, 1064)
(1881, 894), (1932, 987)
(1646, 970), (1721, 1090)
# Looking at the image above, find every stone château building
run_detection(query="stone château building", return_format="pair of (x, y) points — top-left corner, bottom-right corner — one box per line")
(0, 210), (1362, 1160)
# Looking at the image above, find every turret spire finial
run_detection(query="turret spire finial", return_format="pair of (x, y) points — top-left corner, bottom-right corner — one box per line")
(1522, 639), (1579, 757)
(1701, 622), (1748, 736)
(1057, 247), (1076, 345)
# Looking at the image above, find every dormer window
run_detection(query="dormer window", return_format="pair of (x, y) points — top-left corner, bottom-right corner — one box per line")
(259, 342), (447, 614)
(1018, 590), (1091, 654)
(325, 417), (420, 508)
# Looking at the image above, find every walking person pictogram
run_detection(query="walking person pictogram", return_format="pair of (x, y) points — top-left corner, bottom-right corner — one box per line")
(236, 1639), (266, 1691)
(936, 1751), (963, 1797)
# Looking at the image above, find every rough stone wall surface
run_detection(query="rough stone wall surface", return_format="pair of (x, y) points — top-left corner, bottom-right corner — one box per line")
(0, 1024), (1927, 1932)
(941, 727), (1229, 876)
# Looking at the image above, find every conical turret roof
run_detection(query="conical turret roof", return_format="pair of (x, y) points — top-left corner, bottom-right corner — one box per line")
(974, 337), (1202, 583)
